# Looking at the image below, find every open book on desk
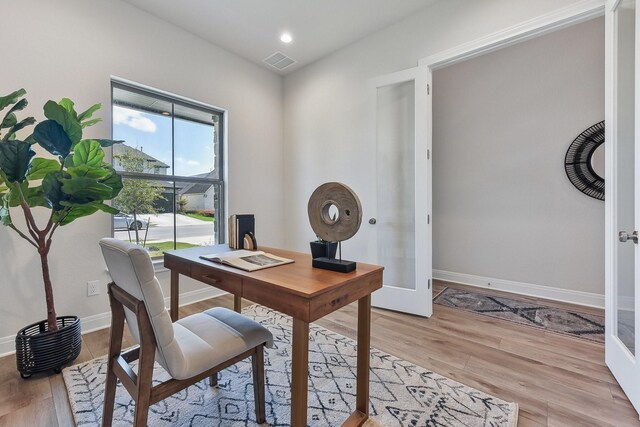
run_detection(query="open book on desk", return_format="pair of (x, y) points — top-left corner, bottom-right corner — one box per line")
(199, 250), (294, 272)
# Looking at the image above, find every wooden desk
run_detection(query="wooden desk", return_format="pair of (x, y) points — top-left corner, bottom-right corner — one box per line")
(164, 245), (383, 427)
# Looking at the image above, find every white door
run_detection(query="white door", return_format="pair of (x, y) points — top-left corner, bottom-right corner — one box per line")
(606, 0), (640, 415)
(368, 66), (432, 317)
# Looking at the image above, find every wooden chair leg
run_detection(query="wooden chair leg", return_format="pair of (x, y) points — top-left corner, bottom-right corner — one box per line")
(101, 363), (118, 427)
(209, 373), (218, 387)
(133, 304), (157, 426)
(103, 284), (125, 427)
(252, 345), (266, 423)
(133, 350), (155, 426)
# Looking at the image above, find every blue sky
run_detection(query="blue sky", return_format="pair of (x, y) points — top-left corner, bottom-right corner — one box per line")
(112, 106), (216, 177)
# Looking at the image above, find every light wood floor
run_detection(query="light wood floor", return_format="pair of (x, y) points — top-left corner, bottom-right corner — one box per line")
(0, 280), (638, 426)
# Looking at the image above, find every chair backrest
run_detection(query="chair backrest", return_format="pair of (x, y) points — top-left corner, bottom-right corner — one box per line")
(99, 238), (176, 372)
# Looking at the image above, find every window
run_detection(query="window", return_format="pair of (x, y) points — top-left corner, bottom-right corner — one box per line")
(111, 81), (225, 257)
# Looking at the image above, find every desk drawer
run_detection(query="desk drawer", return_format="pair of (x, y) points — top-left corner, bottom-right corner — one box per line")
(310, 272), (383, 321)
(191, 265), (242, 294)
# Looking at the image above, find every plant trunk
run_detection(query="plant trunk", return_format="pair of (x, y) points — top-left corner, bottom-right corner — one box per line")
(39, 250), (58, 332)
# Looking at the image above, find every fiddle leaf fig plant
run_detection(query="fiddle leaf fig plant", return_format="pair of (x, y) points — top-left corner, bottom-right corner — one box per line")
(0, 89), (123, 331)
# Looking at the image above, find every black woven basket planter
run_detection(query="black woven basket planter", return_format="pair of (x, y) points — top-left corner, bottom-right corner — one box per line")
(15, 316), (81, 379)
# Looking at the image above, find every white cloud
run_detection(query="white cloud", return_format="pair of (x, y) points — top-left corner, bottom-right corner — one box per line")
(113, 106), (157, 133)
(176, 157), (201, 167)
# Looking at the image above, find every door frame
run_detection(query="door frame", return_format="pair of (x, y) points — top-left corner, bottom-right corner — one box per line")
(417, 0), (605, 288)
(418, 0), (604, 71)
(604, 0), (640, 414)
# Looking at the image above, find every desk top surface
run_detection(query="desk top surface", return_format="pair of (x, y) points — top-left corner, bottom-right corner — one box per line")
(164, 245), (383, 299)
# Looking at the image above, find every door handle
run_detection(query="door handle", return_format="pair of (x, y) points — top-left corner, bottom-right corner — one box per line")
(619, 231), (638, 244)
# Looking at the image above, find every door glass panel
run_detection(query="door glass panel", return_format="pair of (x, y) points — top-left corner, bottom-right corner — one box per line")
(616, 0), (636, 355)
(376, 81), (416, 289)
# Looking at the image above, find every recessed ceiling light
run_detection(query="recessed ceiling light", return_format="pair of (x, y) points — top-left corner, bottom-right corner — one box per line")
(161, 111), (170, 116)
(280, 33), (292, 43)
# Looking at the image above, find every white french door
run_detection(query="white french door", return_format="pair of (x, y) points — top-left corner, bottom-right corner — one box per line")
(606, 0), (640, 415)
(367, 66), (432, 317)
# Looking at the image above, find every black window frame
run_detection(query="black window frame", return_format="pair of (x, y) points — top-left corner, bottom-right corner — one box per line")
(110, 80), (226, 252)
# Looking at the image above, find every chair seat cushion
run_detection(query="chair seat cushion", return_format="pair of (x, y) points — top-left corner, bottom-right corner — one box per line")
(167, 307), (273, 380)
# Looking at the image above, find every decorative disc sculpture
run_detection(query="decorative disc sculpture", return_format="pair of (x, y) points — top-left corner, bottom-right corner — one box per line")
(564, 120), (605, 201)
(308, 182), (362, 273)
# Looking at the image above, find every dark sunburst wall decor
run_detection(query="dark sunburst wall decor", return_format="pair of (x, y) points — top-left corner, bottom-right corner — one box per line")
(564, 121), (605, 201)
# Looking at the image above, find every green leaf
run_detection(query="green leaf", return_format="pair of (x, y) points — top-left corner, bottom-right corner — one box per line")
(95, 202), (119, 214)
(100, 169), (123, 199)
(54, 201), (116, 226)
(67, 165), (111, 179)
(78, 103), (101, 121)
(7, 181), (27, 207)
(0, 193), (11, 226)
(60, 200), (118, 214)
(22, 184), (48, 208)
(42, 171), (66, 211)
(55, 201), (119, 226)
(27, 158), (61, 180)
(43, 100), (82, 144)
(80, 118), (101, 129)
(58, 98), (78, 119)
(3, 117), (36, 142)
(0, 172), (6, 190)
(1, 98), (27, 130)
(60, 176), (113, 201)
(0, 140), (35, 182)
(93, 138), (123, 147)
(54, 204), (99, 225)
(0, 89), (26, 112)
(33, 120), (73, 158)
(1, 113), (16, 129)
(8, 98), (27, 113)
(63, 154), (74, 168)
(72, 139), (104, 167)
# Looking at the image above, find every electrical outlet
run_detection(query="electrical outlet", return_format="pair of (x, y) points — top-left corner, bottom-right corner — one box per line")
(87, 280), (101, 296)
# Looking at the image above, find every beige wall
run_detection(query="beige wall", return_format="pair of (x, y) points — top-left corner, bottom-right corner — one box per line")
(0, 0), (284, 351)
(432, 17), (604, 294)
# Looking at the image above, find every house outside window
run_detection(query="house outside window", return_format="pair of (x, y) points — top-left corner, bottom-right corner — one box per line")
(111, 81), (225, 257)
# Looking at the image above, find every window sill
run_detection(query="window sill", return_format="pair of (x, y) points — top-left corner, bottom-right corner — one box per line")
(152, 258), (169, 273)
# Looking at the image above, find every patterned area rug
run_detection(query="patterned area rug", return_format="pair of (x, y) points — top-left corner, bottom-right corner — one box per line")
(434, 287), (605, 343)
(63, 305), (518, 426)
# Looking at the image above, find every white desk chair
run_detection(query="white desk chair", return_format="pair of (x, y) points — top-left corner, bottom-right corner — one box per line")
(99, 238), (273, 426)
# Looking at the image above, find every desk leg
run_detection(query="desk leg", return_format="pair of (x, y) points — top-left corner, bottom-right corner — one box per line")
(291, 318), (309, 427)
(170, 270), (179, 322)
(356, 295), (371, 421)
(234, 294), (242, 313)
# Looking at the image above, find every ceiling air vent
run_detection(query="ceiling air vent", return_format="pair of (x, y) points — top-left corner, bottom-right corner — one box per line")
(263, 52), (296, 70)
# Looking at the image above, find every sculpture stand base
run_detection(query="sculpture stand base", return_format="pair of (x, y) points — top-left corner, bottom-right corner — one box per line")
(312, 257), (356, 273)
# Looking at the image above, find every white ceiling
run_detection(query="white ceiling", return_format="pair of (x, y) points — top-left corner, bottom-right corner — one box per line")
(121, 0), (438, 74)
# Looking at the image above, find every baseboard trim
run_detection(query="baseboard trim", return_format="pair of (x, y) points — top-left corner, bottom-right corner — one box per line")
(433, 270), (605, 309)
(0, 287), (226, 358)
(0, 335), (14, 360)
